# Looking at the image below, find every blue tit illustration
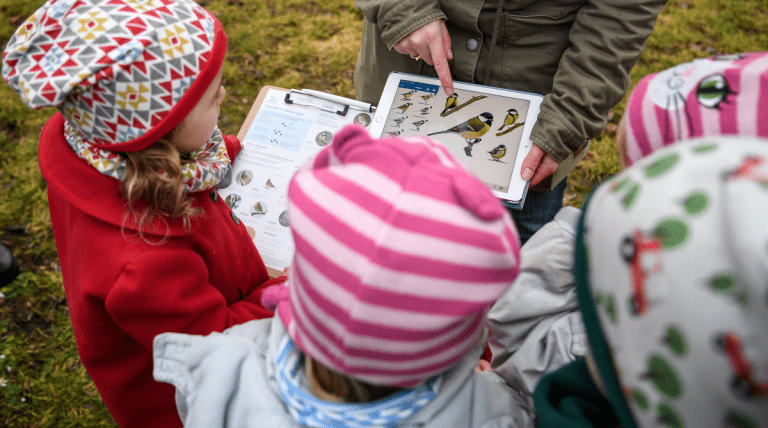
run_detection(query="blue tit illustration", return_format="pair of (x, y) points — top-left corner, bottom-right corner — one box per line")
(440, 93), (458, 115)
(463, 138), (482, 157)
(427, 112), (493, 142)
(498, 109), (519, 131)
(488, 144), (507, 162)
(394, 103), (412, 112)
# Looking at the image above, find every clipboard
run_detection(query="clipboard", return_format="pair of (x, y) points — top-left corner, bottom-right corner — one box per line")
(223, 85), (374, 277)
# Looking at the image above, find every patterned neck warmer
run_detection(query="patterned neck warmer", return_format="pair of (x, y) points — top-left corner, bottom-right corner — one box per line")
(275, 336), (441, 428)
(64, 120), (231, 193)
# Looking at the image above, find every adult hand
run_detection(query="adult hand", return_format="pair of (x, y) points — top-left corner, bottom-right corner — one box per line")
(393, 19), (455, 95)
(520, 143), (559, 187)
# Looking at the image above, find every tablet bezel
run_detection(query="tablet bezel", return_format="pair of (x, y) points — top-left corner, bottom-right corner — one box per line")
(369, 72), (542, 205)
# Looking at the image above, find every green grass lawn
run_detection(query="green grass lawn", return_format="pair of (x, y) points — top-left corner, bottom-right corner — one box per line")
(1, 0), (767, 426)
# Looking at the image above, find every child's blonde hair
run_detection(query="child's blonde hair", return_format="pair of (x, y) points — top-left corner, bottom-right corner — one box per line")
(307, 357), (403, 403)
(119, 139), (203, 244)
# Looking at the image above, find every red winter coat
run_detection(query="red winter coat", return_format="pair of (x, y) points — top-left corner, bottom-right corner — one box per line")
(40, 113), (282, 428)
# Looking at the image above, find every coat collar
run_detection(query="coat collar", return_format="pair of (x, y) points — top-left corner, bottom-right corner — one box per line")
(39, 113), (207, 237)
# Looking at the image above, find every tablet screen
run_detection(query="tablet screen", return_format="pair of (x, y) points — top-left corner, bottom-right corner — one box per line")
(380, 80), (531, 193)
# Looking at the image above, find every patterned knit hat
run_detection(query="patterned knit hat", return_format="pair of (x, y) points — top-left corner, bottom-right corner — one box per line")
(622, 52), (768, 166)
(262, 125), (521, 388)
(576, 137), (768, 428)
(2, 0), (226, 152)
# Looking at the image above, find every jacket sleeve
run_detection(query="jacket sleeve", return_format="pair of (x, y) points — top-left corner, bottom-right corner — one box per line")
(354, 0), (445, 49)
(153, 319), (282, 428)
(105, 247), (285, 352)
(486, 206), (587, 395)
(530, 0), (667, 163)
(222, 134), (242, 160)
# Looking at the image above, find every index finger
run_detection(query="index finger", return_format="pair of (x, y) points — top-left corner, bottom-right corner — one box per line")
(428, 42), (454, 95)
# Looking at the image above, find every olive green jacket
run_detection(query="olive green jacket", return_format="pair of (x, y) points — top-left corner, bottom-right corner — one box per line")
(354, 0), (667, 189)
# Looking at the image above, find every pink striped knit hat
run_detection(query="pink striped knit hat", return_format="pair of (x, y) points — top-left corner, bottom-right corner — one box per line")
(262, 125), (521, 387)
(623, 52), (768, 166)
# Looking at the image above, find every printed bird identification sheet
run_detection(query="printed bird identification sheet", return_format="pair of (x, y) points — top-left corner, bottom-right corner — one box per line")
(218, 86), (370, 276)
(370, 72), (543, 208)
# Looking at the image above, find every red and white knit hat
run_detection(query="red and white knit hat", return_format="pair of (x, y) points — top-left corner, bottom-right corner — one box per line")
(623, 52), (768, 166)
(263, 125), (521, 387)
(2, 0), (226, 152)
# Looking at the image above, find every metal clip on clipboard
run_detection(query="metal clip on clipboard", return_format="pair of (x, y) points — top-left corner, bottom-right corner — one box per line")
(284, 90), (349, 116)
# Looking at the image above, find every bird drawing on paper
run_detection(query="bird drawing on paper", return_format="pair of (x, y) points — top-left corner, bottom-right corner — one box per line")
(252, 202), (266, 216)
(427, 112), (493, 142)
(488, 144), (507, 162)
(440, 93), (458, 115)
(394, 103), (412, 113)
(498, 109), (519, 131)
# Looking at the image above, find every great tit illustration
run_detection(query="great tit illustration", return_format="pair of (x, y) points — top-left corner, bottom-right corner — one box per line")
(394, 103), (412, 112)
(427, 112), (493, 141)
(401, 90), (416, 99)
(440, 93), (459, 115)
(488, 144), (506, 162)
(463, 138), (482, 157)
(498, 109), (519, 131)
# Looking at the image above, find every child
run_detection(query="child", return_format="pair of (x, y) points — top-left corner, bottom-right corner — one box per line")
(535, 137), (768, 427)
(2, 1), (283, 426)
(487, 52), (768, 399)
(153, 126), (536, 427)
(617, 51), (768, 168)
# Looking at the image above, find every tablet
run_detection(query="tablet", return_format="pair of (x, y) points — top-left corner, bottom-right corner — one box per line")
(369, 72), (543, 208)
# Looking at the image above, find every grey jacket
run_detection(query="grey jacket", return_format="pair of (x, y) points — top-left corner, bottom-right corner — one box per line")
(487, 206), (587, 394)
(153, 314), (537, 428)
(353, 0), (667, 189)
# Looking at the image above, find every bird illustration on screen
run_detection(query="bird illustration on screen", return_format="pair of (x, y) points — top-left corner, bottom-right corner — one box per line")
(498, 109), (519, 131)
(401, 90), (415, 99)
(488, 144), (507, 162)
(411, 120), (427, 131)
(427, 112), (493, 142)
(463, 138), (483, 157)
(394, 103), (412, 112)
(440, 93), (458, 115)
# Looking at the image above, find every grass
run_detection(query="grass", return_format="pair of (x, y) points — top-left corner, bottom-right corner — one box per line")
(1, 0), (767, 426)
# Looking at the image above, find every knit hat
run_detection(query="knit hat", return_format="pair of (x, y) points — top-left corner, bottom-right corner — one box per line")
(575, 137), (768, 428)
(262, 125), (521, 388)
(622, 52), (768, 166)
(2, 0), (226, 152)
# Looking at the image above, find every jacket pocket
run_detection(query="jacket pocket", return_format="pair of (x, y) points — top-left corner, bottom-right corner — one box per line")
(498, 3), (584, 94)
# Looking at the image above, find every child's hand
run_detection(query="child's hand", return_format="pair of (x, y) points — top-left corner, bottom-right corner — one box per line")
(475, 359), (492, 372)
